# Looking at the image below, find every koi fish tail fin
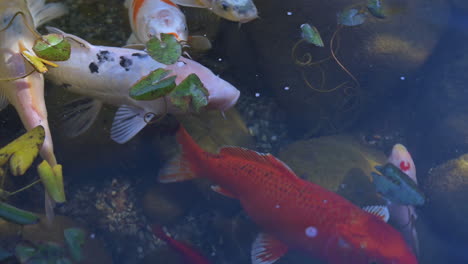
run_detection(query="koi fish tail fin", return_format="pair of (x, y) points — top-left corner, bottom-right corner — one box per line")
(151, 225), (171, 243)
(158, 125), (203, 183)
(27, 0), (68, 28)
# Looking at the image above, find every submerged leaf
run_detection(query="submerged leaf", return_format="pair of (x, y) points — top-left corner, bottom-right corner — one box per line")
(33, 34), (71, 61)
(367, 0), (386, 19)
(129, 68), (177, 100)
(338, 8), (367, 26)
(64, 228), (85, 262)
(0, 202), (40, 225)
(37, 161), (66, 203)
(169, 74), (209, 113)
(300, 23), (324, 47)
(15, 243), (38, 263)
(146, 34), (182, 65)
(0, 126), (45, 176)
(0, 247), (12, 261)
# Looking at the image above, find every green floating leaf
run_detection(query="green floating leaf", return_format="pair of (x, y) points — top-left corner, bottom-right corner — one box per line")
(64, 228), (85, 262)
(146, 34), (182, 65)
(129, 68), (177, 101)
(15, 243), (38, 263)
(33, 34), (71, 61)
(367, 0), (386, 19)
(0, 126), (45, 176)
(169, 74), (209, 113)
(338, 8), (367, 26)
(300, 23), (324, 47)
(0, 247), (12, 261)
(37, 161), (66, 203)
(0, 201), (39, 225)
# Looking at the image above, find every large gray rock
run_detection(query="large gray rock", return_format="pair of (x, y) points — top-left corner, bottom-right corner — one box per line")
(422, 153), (468, 240)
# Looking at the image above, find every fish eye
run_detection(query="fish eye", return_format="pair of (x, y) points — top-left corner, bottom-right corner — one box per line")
(221, 2), (230, 11)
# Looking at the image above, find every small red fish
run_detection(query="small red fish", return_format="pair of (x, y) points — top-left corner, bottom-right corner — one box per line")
(159, 126), (418, 264)
(152, 225), (212, 264)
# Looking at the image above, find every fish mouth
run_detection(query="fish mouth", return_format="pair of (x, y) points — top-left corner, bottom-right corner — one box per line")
(206, 88), (240, 111)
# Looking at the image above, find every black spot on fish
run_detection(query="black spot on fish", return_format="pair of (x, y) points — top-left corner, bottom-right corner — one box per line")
(89, 62), (99, 73)
(97, 50), (113, 63)
(119, 56), (132, 71)
(61, 83), (72, 89)
(131, 53), (148, 58)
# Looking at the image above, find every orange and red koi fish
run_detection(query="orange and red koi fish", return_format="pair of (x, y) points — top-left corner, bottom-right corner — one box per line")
(159, 126), (418, 264)
(152, 225), (212, 264)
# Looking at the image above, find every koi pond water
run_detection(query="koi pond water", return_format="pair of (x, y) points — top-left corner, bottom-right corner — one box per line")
(0, 0), (466, 263)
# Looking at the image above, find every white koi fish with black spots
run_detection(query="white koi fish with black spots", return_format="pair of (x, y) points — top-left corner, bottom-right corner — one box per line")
(45, 27), (240, 144)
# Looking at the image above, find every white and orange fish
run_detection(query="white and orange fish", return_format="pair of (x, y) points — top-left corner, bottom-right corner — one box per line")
(125, 0), (211, 51)
(171, 0), (258, 23)
(387, 144), (420, 256)
(0, 0), (67, 222)
(125, 0), (189, 44)
(45, 27), (240, 144)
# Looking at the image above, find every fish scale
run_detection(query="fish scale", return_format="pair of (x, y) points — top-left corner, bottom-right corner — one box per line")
(159, 126), (418, 264)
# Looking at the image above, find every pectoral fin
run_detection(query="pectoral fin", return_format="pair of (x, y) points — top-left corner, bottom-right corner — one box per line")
(171, 0), (207, 8)
(62, 97), (102, 137)
(362, 205), (389, 222)
(0, 89), (9, 111)
(111, 105), (150, 144)
(188, 35), (212, 51)
(251, 233), (288, 264)
(126, 33), (141, 45)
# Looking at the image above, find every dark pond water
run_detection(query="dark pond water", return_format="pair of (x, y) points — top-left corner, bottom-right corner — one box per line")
(1, 0), (468, 263)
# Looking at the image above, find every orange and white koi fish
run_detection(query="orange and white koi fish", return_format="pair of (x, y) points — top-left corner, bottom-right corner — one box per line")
(387, 144), (420, 256)
(159, 126), (418, 264)
(0, 0), (66, 223)
(171, 0), (258, 23)
(45, 28), (239, 144)
(125, 0), (188, 44)
(0, 0), (65, 166)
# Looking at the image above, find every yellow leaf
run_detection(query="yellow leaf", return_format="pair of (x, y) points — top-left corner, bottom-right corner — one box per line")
(21, 50), (48, 73)
(37, 161), (66, 203)
(0, 126), (45, 176)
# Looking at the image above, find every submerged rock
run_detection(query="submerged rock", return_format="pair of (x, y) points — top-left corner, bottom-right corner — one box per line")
(278, 134), (386, 204)
(225, 0), (449, 136)
(422, 153), (468, 241)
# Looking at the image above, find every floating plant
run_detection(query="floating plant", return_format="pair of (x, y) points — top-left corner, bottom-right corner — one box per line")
(146, 33), (182, 65)
(129, 68), (177, 100)
(169, 73), (209, 113)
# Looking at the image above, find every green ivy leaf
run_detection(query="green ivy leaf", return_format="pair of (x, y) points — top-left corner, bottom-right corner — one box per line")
(338, 8), (367, 26)
(64, 228), (85, 262)
(367, 0), (386, 19)
(33, 34), (71, 61)
(300, 24), (324, 47)
(169, 74), (209, 113)
(0, 201), (39, 225)
(146, 34), (182, 65)
(129, 68), (177, 101)
(15, 243), (38, 263)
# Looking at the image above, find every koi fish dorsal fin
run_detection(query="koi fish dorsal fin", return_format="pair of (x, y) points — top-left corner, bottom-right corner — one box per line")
(362, 205), (389, 222)
(219, 147), (298, 179)
(251, 233), (288, 264)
